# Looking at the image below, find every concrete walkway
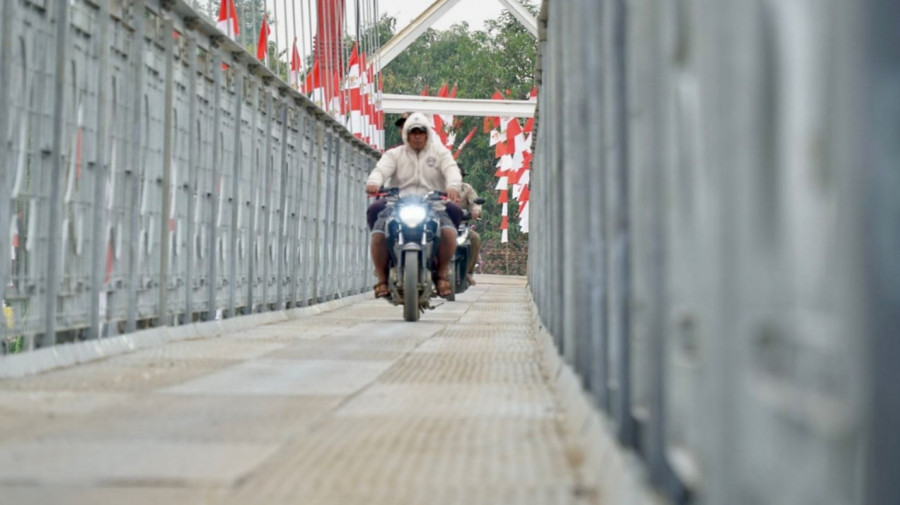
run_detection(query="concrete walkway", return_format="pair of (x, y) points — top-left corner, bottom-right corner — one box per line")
(0, 276), (596, 505)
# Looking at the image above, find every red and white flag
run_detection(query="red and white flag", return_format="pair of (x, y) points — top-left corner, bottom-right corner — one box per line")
(256, 15), (270, 63)
(304, 60), (324, 108)
(290, 38), (302, 89)
(328, 71), (345, 122)
(375, 76), (385, 150)
(217, 0), (239, 40)
(345, 44), (364, 139)
(453, 127), (477, 160)
(9, 216), (18, 261)
(500, 195), (509, 243)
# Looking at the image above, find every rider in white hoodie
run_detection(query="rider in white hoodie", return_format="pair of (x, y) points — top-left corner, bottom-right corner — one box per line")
(366, 112), (463, 298)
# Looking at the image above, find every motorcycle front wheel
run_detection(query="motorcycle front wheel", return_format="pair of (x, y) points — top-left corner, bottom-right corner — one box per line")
(403, 250), (420, 322)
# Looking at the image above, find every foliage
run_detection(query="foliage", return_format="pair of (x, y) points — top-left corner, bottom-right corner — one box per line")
(379, 5), (538, 274)
(195, 0), (268, 53)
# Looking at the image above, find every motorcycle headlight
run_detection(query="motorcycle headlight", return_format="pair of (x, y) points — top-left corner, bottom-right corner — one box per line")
(456, 235), (467, 246)
(399, 205), (427, 227)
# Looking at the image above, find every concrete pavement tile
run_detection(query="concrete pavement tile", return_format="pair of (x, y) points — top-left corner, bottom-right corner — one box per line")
(0, 359), (236, 393)
(159, 359), (394, 396)
(35, 395), (345, 444)
(0, 440), (280, 486)
(333, 384), (557, 419)
(0, 485), (229, 505)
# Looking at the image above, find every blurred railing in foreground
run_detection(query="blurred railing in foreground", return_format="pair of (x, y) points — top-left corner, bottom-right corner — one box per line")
(529, 1), (899, 504)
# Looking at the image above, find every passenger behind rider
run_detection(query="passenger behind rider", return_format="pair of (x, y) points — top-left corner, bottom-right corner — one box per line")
(365, 112), (463, 299)
(457, 167), (483, 287)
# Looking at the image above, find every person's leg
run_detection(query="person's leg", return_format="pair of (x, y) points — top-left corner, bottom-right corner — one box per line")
(367, 200), (390, 297)
(434, 205), (461, 297)
(445, 202), (463, 229)
(436, 227), (457, 296)
(466, 229), (481, 284)
(367, 199), (387, 231)
(371, 233), (389, 282)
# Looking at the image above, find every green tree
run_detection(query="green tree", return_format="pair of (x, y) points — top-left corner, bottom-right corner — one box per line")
(380, 5), (538, 274)
(195, 0), (268, 53)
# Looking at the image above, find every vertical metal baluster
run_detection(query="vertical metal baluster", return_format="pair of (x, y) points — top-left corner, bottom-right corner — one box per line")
(0, 0), (16, 347)
(227, 71), (243, 318)
(275, 102), (289, 309)
(261, 91), (273, 311)
(321, 132), (334, 300)
(609, 0), (635, 448)
(312, 125), (323, 302)
(88, 0), (112, 339)
(44, 0), (73, 347)
(206, 48), (222, 321)
(158, 17), (175, 327)
(288, 108), (307, 306)
(246, 79), (259, 314)
(184, 35), (198, 322)
(125, 3), (145, 334)
(863, 1), (900, 502)
(329, 136), (341, 298)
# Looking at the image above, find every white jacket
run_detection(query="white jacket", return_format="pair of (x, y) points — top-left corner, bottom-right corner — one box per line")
(366, 112), (462, 196)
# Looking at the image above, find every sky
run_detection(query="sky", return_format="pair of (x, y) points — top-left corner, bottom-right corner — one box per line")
(377, 0), (506, 32)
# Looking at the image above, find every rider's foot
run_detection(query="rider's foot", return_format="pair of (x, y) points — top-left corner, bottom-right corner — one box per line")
(436, 275), (452, 298)
(373, 281), (389, 298)
(466, 274), (476, 286)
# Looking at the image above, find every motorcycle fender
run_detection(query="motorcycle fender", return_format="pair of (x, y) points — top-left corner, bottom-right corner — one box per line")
(401, 243), (422, 251)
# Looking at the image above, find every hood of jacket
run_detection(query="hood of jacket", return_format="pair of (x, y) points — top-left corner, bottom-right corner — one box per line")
(401, 112), (434, 147)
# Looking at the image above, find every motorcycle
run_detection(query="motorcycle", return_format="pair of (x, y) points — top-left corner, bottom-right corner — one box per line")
(447, 197), (485, 301)
(373, 187), (447, 322)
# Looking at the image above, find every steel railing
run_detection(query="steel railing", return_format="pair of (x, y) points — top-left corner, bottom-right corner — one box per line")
(0, 0), (379, 352)
(529, 1), (900, 504)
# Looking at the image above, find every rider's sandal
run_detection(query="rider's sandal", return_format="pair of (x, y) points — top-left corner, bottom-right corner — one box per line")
(373, 282), (389, 299)
(435, 275), (452, 298)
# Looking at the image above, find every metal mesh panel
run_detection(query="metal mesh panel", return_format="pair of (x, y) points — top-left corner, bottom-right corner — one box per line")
(0, 0), (379, 351)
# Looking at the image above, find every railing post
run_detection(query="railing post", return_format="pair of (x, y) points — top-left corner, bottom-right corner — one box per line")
(245, 80), (260, 314)
(275, 103), (289, 309)
(43, 0), (74, 346)
(0, 0), (16, 347)
(609, 0), (636, 449)
(312, 125), (324, 302)
(206, 48), (222, 321)
(125, 3), (145, 334)
(88, 0), (112, 339)
(329, 136), (342, 298)
(261, 91), (274, 311)
(158, 17), (176, 327)
(863, 1), (900, 502)
(226, 71), (243, 318)
(184, 35), (198, 322)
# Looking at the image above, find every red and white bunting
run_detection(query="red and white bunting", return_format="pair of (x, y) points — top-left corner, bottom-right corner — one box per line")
(484, 87), (537, 236)
(500, 197), (509, 243)
(216, 0), (239, 40)
(375, 76), (385, 150)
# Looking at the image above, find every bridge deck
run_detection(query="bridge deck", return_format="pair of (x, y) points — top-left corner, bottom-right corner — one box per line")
(0, 276), (594, 505)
